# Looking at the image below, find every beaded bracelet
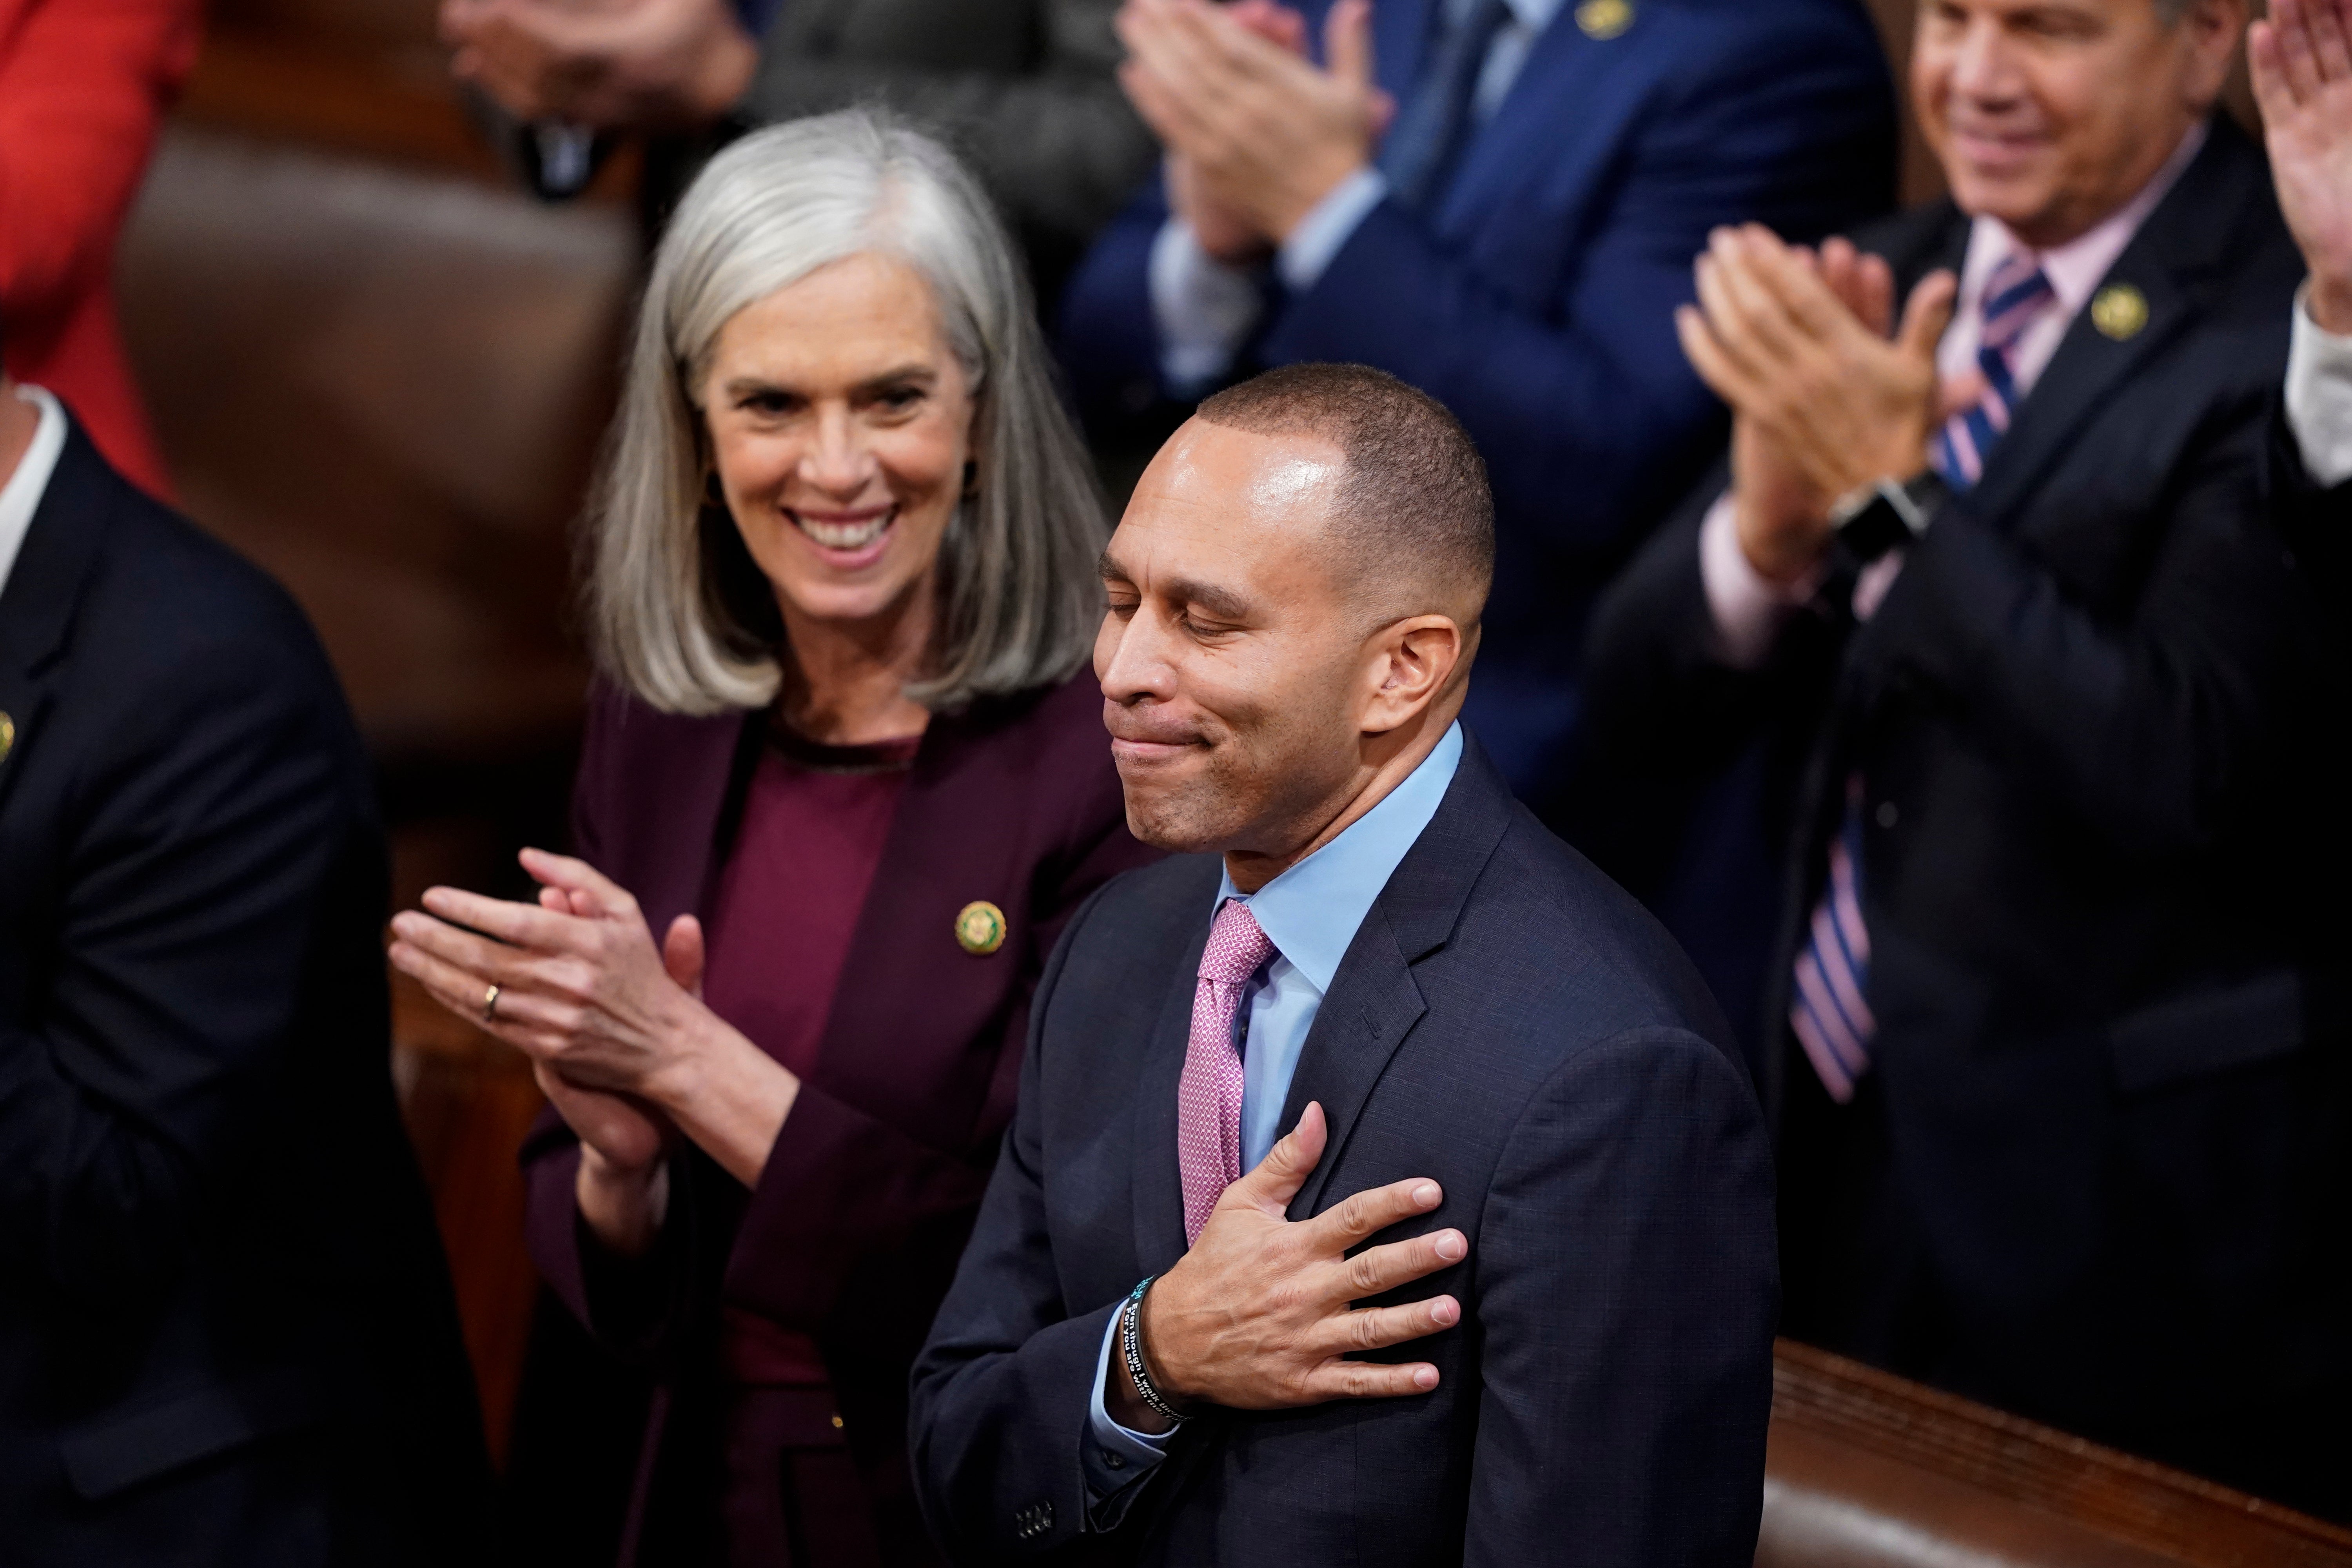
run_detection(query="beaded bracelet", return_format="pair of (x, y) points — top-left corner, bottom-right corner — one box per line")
(1120, 1276), (1187, 1426)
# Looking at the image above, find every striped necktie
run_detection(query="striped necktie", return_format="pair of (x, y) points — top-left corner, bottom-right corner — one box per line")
(1789, 256), (2057, 1104)
(1932, 253), (2056, 489)
(1790, 779), (1875, 1102)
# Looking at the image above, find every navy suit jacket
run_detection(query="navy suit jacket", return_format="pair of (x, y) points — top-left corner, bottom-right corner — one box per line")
(0, 420), (492, 1562)
(1059, 0), (1895, 800)
(909, 733), (1777, 1566)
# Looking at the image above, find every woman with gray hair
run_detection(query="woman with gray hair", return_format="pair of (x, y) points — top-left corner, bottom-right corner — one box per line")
(389, 109), (1152, 1566)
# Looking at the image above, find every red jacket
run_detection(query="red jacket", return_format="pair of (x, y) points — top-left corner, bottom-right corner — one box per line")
(0, 0), (202, 500)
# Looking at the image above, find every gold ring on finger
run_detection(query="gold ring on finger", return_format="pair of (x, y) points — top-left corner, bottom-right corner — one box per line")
(482, 983), (502, 1023)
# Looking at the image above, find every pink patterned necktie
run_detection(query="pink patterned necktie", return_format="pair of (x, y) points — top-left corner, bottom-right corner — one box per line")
(1178, 899), (1276, 1245)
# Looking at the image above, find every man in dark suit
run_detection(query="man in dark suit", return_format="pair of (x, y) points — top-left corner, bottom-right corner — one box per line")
(1581, 0), (2352, 1518)
(911, 363), (1777, 1564)
(1058, 0), (1896, 804)
(0, 343), (494, 1561)
(2253, 0), (2352, 570)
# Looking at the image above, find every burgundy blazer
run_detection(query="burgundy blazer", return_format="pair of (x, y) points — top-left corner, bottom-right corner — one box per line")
(521, 668), (1156, 1563)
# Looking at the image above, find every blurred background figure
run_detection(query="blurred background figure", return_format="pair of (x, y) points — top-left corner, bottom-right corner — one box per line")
(0, 0), (202, 499)
(1058, 0), (1898, 806)
(0, 327), (495, 1562)
(387, 113), (1154, 1568)
(1583, 0), (2352, 1519)
(439, 0), (1159, 300)
(2254, 0), (2352, 567)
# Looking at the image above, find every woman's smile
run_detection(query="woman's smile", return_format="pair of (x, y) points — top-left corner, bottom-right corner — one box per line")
(787, 501), (898, 566)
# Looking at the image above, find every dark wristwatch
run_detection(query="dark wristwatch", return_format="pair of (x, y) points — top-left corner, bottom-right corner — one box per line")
(1829, 471), (1949, 563)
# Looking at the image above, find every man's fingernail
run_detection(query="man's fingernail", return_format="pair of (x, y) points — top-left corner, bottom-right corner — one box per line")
(1435, 1232), (1465, 1261)
(1413, 1366), (1439, 1389)
(1412, 1183), (1440, 1207)
(1432, 1298), (1458, 1324)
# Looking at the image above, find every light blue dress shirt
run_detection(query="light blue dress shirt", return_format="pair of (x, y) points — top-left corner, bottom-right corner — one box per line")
(1083, 724), (1465, 1501)
(1150, 0), (1568, 393)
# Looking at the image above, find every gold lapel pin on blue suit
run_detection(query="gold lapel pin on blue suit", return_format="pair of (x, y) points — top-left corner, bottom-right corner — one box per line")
(2091, 283), (2149, 341)
(0, 711), (14, 766)
(955, 900), (1007, 956)
(1577, 0), (1634, 38)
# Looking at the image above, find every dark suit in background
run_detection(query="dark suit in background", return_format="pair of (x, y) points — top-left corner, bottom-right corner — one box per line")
(0, 417), (492, 1562)
(912, 736), (1777, 1566)
(514, 0), (1156, 303)
(1582, 118), (2352, 1517)
(1059, 0), (1896, 802)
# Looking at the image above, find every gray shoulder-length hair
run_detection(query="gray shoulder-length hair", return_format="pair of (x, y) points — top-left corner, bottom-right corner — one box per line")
(586, 108), (1109, 715)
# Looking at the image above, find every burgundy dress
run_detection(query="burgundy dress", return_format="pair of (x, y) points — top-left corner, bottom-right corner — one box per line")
(522, 671), (1156, 1567)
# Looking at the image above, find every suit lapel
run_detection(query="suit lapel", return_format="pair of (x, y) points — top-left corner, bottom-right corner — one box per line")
(1965, 287), (2188, 530)
(1133, 908), (1213, 1276)
(1963, 118), (2257, 530)
(1279, 907), (1428, 1220)
(1436, 0), (1643, 228)
(809, 696), (1051, 1149)
(0, 424), (116, 824)
(1278, 734), (1515, 1220)
(640, 710), (760, 933)
(1368, 0), (1438, 114)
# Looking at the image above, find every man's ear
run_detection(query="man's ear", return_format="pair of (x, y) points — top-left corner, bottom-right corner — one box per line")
(2180, 0), (2249, 107)
(1360, 615), (1465, 735)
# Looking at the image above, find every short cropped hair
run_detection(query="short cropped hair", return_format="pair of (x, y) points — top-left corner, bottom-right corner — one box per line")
(587, 109), (1109, 716)
(1193, 363), (1494, 625)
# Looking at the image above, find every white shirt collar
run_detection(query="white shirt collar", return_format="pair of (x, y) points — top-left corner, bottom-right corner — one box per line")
(0, 386), (67, 603)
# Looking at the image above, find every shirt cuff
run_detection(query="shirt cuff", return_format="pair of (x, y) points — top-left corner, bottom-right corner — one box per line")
(1275, 167), (1388, 293)
(1698, 491), (1816, 668)
(1149, 220), (1267, 398)
(1085, 1305), (1174, 1498)
(2287, 283), (2352, 488)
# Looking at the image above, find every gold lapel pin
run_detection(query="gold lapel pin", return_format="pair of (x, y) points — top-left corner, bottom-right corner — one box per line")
(2091, 283), (2149, 342)
(0, 711), (15, 766)
(1577, 0), (1635, 38)
(955, 900), (1007, 956)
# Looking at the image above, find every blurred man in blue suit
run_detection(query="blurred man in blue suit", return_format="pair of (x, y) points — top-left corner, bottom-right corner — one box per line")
(1060, 0), (1896, 802)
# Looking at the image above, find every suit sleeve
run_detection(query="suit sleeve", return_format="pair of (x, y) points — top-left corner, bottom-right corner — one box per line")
(1864, 396), (2320, 858)
(0, 605), (367, 1305)
(907, 885), (1127, 1563)
(1464, 1028), (1778, 1568)
(737, 0), (1156, 246)
(521, 686), (681, 1352)
(2267, 392), (2352, 587)
(1566, 479), (1837, 891)
(0, 0), (202, 320)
